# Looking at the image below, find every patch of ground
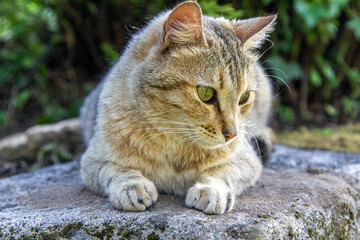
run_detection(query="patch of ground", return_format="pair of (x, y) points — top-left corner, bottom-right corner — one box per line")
(276, 123), (360, 153)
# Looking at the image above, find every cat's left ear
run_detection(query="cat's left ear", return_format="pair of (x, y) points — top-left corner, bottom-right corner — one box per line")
(233, 14), (277, 50)
(162, 2), (207, 47)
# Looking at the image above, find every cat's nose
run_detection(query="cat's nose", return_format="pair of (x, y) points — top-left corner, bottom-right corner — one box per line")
(223, 130), (237, 142)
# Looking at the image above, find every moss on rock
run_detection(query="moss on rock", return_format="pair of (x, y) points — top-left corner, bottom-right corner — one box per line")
(276, 124), (360, 153)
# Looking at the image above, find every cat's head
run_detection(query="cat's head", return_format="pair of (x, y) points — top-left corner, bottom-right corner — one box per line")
(137, 1), (276, 149)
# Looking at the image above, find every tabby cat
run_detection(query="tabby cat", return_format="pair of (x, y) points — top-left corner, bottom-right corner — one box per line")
(80, 1), (276, 214)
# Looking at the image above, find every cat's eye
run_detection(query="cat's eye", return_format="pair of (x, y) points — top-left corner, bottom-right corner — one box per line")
(197, 86), (215, 103)
(239, 91), (250, 105)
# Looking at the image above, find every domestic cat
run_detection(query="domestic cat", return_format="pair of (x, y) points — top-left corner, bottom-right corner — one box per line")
(80, 1), (276, 215)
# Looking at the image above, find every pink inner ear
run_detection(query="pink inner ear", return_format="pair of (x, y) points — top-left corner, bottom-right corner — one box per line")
(169, 5), (201, 26)
(163, 2), (203, 43)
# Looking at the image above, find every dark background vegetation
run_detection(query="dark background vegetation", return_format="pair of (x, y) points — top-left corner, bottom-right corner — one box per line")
(1, 0), (360, 138)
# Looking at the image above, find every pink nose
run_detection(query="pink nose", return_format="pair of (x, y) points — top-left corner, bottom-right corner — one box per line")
(223, 130), (237, 141)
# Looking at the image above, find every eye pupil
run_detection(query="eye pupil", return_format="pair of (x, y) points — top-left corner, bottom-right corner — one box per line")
(197, 86), (215, 103)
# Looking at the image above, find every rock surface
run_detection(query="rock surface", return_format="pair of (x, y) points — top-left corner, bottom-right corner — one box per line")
(0, 119), (83, 162)
(1, 145), (360, 239)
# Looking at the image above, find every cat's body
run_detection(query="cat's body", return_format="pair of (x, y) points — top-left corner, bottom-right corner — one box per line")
(80, 2), (276, 214)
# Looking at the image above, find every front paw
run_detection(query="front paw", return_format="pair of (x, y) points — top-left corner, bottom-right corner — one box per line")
(185, 184), (234, 214)
(109, 179), (158, 211)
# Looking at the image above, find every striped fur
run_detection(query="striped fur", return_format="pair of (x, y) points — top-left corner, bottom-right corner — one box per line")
(80, 2), (276, 214)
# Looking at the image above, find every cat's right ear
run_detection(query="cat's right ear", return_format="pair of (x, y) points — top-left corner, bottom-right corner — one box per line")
(162, 2), (207, 48)
(233, 14), (277, 50)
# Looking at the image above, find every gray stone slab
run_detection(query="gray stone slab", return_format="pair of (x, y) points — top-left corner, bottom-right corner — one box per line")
(269, 145), (360, 171)
(0, 145), (359, 239)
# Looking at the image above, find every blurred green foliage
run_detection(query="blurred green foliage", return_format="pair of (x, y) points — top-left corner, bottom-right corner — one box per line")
(0, 0), (71, 134)
(0, 0), (359, 137)
(34, 141), (71, 170)
(199, 0), (244, 19)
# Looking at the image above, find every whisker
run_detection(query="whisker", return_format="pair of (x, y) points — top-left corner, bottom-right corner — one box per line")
(183, 137), (200, 153)
(263, 67), (288, 79)
(132, 117), (197, 127)
(131, 121), (193, 132)
(258, 39), (274, 59)
(271, 88), (285, 99)
(242, 122), (262, 135)
(133, 127), (193, 133)
(161, 133), (196, 154)
(137, 130), (192, 152)
(266, 74), (291, 94)
(173, 135), (199, 151)
(238, 129), (261, 158)
(166, 133), (195, 149)
(163, 119), (197, 127)
(260, 59), (270, 66)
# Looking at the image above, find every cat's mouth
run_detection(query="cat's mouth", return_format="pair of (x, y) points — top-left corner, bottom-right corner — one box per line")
(193, 126), (238, 149)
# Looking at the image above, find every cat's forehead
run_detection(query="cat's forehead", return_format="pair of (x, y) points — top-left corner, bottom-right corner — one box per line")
(167, 51), (255, 99)
(169, 46), (253, 93)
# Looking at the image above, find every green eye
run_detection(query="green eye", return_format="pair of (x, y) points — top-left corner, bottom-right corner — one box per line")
(239, 91), (250, 105)
(197, 86), (215, 102)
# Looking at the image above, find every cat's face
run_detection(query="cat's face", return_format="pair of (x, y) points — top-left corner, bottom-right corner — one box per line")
(136, 2), (275, 149)
(141, 45), (257, 149)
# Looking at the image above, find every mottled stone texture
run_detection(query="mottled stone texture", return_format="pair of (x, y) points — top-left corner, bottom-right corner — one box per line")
(1, 145), (360, 239)
(0, 119), (83, 162)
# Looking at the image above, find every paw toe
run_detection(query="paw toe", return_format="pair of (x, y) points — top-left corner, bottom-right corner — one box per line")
(110, 180), (158, 211)
(185, 185), (234, 215)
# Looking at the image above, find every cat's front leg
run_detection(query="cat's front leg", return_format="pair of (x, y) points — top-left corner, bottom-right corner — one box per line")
(81, 149), (158, 211)
(185, 150), (262, 215)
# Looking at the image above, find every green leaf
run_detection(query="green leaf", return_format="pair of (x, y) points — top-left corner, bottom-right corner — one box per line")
(277, 106), (296, 122)
(101, 43), (119, 65)
(315, 57), (336, 85)
(341, 96), (359, 118)
(199, 0), (244, 19)
(36, 105), (67, 124)
(13, 89), (32, 109)
(310, 69), (322, 87)
(261, 0), (273, 5)
(325, 104), (338, 117)
(294, 0), (347, 29)
(321, 63), (336, 82)
(347, 17), (360, 40)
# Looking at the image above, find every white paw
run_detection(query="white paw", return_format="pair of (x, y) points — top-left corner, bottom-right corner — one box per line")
(109, 179), (158, 211)
(185, 184), (234, 215)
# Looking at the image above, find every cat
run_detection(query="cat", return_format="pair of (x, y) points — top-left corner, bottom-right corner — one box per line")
(80, 1), (276, 215)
